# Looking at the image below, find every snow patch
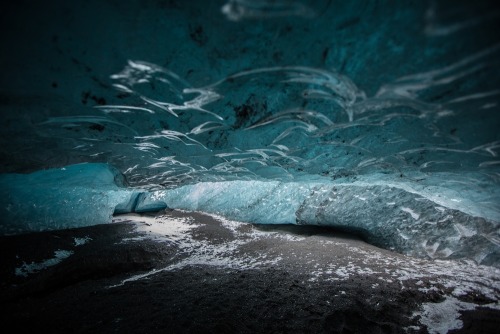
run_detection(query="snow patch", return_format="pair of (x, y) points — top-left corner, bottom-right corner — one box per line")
(415, 296), (476, 334)
(74, 236), (92, 246)
(15, 250), (74, 277)
(109, 212), (285, 287)
(113, 213), (196, 244)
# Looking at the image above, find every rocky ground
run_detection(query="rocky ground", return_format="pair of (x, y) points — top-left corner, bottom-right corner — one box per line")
(1, 210), (499, 333)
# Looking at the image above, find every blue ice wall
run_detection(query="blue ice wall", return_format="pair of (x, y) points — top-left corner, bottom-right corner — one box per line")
(0, 0), (499, 264)
(0, 164), (142, 235)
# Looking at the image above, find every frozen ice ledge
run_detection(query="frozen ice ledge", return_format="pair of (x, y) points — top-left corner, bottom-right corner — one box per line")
(1, 163), (498, 267)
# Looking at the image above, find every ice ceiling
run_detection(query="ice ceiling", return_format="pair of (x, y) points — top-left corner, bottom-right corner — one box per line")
(0, 0), (499, 266)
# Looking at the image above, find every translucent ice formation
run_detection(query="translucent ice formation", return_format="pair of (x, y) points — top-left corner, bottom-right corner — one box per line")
(0, 164), (145, 235)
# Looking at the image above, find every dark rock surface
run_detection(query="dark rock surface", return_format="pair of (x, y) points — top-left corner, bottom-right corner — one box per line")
(0, 210), (498, 333)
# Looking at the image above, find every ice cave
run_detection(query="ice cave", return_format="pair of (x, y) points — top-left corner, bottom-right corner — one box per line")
(1, 0), (499, 333)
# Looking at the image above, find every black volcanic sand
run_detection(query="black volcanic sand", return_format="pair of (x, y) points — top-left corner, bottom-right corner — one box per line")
(0, 210), (499, 333)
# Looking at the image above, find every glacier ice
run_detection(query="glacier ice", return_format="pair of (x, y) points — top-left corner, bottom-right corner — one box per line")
(0, 164), (147, 235)
(0, 0), (499, 267)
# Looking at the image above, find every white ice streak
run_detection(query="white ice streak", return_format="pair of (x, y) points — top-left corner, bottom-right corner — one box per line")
(401, 207), (420, 220)
(221, 0), (316, 21)
(135, 130), (208, 149)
